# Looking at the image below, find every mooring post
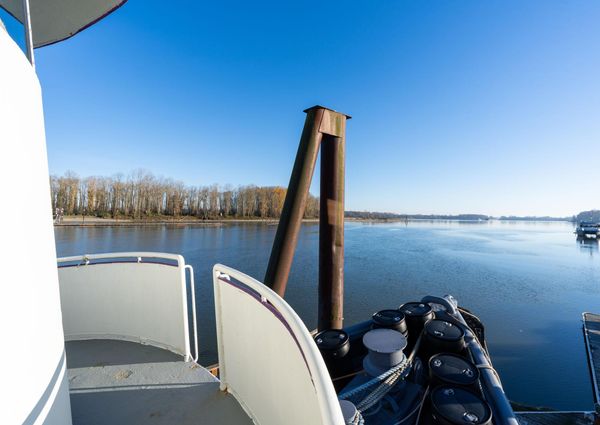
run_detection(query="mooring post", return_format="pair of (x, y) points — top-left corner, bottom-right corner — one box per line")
(264, 106), (350, 330)
(319, 132), (346, 330)
(264, 108), (325, 296)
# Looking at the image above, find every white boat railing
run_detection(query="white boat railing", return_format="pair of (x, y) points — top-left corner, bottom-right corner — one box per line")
(213, 264), (344, 425)
(57, 252), (198, 362)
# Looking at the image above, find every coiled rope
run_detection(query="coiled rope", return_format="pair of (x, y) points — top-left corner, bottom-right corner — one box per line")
(339, 335), (423, 423)
(338, 358), (410, 400)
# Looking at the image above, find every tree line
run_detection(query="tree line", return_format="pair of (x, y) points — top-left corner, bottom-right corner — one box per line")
(576, 210), (600, 223)
(345, 211), (490, 221)
(50, 171), (319, 219)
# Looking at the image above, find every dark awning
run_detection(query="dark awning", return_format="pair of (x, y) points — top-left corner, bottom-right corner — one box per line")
(0, 0), (127, 48)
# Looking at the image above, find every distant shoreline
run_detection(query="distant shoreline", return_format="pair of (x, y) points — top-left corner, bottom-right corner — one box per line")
(53, 215), (573, 227)
(54, 216), (311, 227)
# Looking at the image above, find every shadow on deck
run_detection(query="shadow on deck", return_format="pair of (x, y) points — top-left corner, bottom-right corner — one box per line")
(66, 340), (252, 425)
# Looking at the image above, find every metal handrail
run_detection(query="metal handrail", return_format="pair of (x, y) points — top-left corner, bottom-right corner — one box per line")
(185, 264), (199, 363)
(58, 252), (184, 265)
(582, 312), (599, 405)
(22, 0), (35, 66)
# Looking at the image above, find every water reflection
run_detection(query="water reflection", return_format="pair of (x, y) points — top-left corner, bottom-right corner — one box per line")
(577, 236), (599, 256)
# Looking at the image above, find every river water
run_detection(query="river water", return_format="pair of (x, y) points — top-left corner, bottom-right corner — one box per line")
(55, 220), (600, 410)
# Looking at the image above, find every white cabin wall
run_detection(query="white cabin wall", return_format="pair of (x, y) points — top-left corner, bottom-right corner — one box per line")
(0, 28), (72, 425)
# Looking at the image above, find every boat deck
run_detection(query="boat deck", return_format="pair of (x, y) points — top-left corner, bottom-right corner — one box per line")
(64, 315), (600, 425)
(515, 412), (594, 425)
(66, 340), (252, 425)
(583, 313), (600, 405)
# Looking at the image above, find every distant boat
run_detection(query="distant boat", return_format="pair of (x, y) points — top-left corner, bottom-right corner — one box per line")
(575, 222), (600, 238)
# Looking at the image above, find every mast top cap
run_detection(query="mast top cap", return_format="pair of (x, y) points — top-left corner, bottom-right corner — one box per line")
(303, 105), (352, 119)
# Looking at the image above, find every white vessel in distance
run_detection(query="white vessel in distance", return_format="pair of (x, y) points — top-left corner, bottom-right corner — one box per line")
(576, 222), (600, 238)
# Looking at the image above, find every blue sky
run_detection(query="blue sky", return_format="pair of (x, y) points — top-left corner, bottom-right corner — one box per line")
(7, 1), (600, 216)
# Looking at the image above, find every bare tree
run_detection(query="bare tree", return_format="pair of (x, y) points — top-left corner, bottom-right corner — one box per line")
(49, 171), (320, 220)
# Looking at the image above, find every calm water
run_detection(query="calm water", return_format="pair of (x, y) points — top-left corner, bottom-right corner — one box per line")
(55, 220), (600, 410)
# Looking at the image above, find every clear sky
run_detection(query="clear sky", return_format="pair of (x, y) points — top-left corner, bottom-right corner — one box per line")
(11, 1), (600, 216)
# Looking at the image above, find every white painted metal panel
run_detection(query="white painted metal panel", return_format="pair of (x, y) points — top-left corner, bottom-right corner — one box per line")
(213, 264), (344, 425)
(58, 253), (193, 360)
(0, 28), (72, 425)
